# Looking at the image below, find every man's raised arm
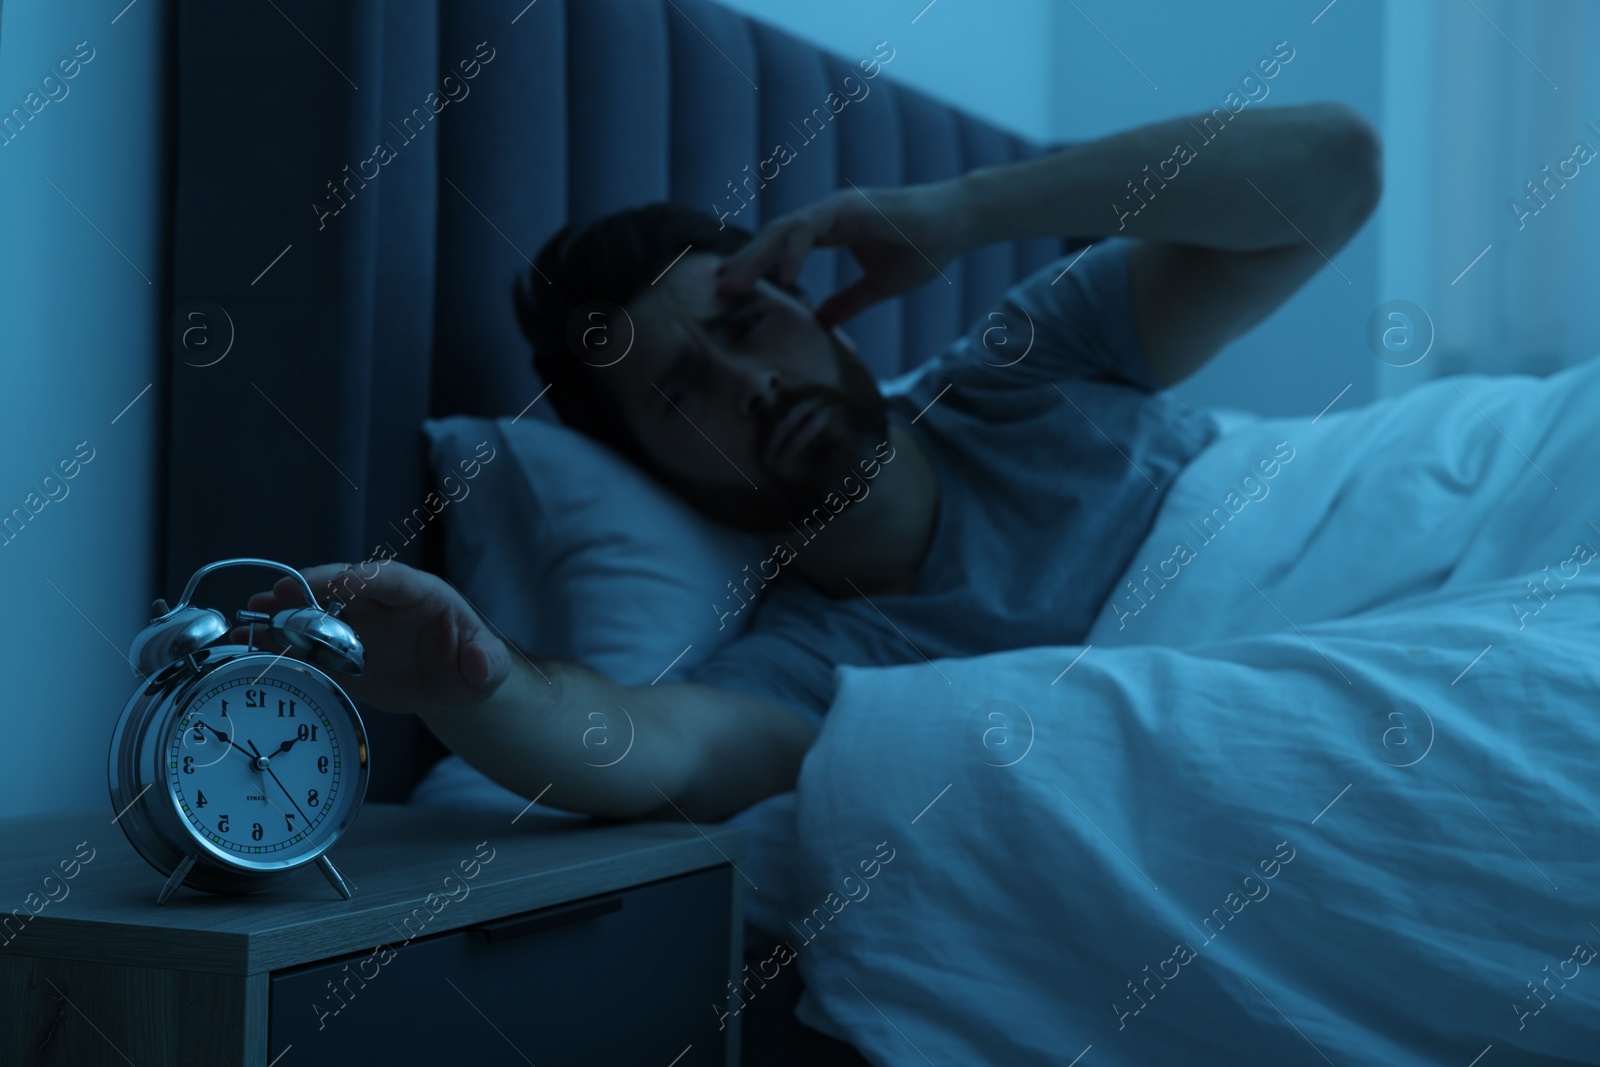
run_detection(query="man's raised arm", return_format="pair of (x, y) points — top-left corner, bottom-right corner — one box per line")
(952, 98), (1383, 386)
(716, 95), (1381, 388)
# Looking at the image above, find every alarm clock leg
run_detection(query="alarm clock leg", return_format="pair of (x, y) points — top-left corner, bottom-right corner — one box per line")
(316, 854), (354, 900)
(156, 853), (197, 905)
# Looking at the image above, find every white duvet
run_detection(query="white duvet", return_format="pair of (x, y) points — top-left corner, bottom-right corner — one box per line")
(784, 358), (1600, 1065)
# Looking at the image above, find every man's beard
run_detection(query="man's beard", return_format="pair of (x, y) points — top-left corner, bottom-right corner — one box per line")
(658, 334), (889, 534)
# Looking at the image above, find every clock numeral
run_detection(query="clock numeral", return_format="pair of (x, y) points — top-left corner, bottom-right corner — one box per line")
(284, 813), (296, 832)
(317, 756), (329, 774)
(244, 689), (264, 708)
(221, 699), (229, 717)
(277, 698), (296, 718)
(251, 822), (263, 841)
(307, 789), (319, 807)
(217, 814), (229, 833)
(191, 726), (205, 741)
(196, 790), (207, 808)
(297, 724), (320, 742)
(182, 756), (195, 774)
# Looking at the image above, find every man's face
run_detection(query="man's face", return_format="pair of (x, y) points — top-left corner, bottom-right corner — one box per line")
(602, 252), (887, 532)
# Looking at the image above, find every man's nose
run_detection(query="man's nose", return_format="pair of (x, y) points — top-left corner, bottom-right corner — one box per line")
(723, 358), (780, 419)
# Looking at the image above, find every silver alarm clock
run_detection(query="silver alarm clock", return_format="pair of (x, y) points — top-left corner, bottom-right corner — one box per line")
(108, 558), (370, 904)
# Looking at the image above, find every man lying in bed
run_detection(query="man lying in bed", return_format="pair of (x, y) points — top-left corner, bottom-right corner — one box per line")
(236, 102), (1381, 823)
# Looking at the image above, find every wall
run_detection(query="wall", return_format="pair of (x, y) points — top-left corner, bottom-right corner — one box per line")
(0, 0), (168, 816)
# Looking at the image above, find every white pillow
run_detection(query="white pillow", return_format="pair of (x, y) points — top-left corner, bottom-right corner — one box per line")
(420, 413), (765, 684)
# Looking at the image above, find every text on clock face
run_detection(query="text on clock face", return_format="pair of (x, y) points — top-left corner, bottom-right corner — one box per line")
(168, 674), (346, 856)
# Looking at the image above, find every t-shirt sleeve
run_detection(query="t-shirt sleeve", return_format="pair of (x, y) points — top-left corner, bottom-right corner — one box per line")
(668, 627), (832, 733)
(954, 237), (1163, 391)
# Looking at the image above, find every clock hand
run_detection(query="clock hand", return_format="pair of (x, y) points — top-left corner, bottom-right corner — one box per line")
(263, 762), (312, 829)
(265, 735), (300, 759)
(192, 720), (255, 762)
(246, 739), (313, 828)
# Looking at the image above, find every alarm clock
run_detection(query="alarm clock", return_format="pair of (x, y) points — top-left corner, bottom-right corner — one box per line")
(108, 557), (370, 905)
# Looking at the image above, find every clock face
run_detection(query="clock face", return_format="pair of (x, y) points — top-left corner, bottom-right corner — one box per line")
(166, 663), (356, 865)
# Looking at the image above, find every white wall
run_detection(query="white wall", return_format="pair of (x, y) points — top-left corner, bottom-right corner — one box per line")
(0, 0), (167, 816)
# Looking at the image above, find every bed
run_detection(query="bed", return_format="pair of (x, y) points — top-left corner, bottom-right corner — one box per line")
(409, 346), (1600, 1065)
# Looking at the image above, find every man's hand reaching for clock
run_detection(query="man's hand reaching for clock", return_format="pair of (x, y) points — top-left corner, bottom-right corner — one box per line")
(225, 561), (512, 718)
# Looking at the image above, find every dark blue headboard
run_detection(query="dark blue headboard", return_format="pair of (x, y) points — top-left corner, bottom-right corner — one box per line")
(164, 0), (1072, 800)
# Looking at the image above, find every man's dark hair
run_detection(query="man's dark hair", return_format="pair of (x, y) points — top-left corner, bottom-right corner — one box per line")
(511, 201), (806, 471)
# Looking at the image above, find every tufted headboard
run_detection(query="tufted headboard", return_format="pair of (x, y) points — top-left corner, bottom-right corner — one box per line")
(164, 0), (1076, 802)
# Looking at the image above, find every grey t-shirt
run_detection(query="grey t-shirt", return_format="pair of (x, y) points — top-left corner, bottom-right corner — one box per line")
(678, 237), (1222, 730)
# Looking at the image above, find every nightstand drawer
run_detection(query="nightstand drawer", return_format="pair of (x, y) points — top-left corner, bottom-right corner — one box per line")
(268, 864), (734, 1065)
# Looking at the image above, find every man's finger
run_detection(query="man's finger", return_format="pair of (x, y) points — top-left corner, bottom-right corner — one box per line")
(258, 563), (351, 609)
(717, 203), (834, 295)
(225, 623), (282, 649)
(295, 562), (358, 598)
(778, 222), (816, 285)
(715, 221), (789, 294)
(815, 279), (885, 328)
(319, 560), (432, 609)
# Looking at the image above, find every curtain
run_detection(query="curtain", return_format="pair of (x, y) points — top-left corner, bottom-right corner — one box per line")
(1379, 0), (1600, 396)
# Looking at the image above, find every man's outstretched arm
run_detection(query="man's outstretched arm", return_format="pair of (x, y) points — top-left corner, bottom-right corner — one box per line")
(417, 654), (818, 823)
(234, 562), (818, 823)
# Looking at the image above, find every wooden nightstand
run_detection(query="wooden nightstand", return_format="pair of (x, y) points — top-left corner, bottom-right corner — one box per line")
(0, 803), (746, 1066)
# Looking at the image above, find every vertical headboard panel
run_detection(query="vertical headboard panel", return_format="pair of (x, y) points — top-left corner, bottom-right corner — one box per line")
(748, 20), (842, 314)
(367, 0), (440, 580)
(166, 0), (1078, 800)
(828, 55), (908, 379)
(565, 0), (671, 231)
(666, 2), (761, 216)
(168, 0), (382, 580)
(956, 116), (1024, 329)
(897, 87), (970, 368)
(433, 0), (563, 420)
